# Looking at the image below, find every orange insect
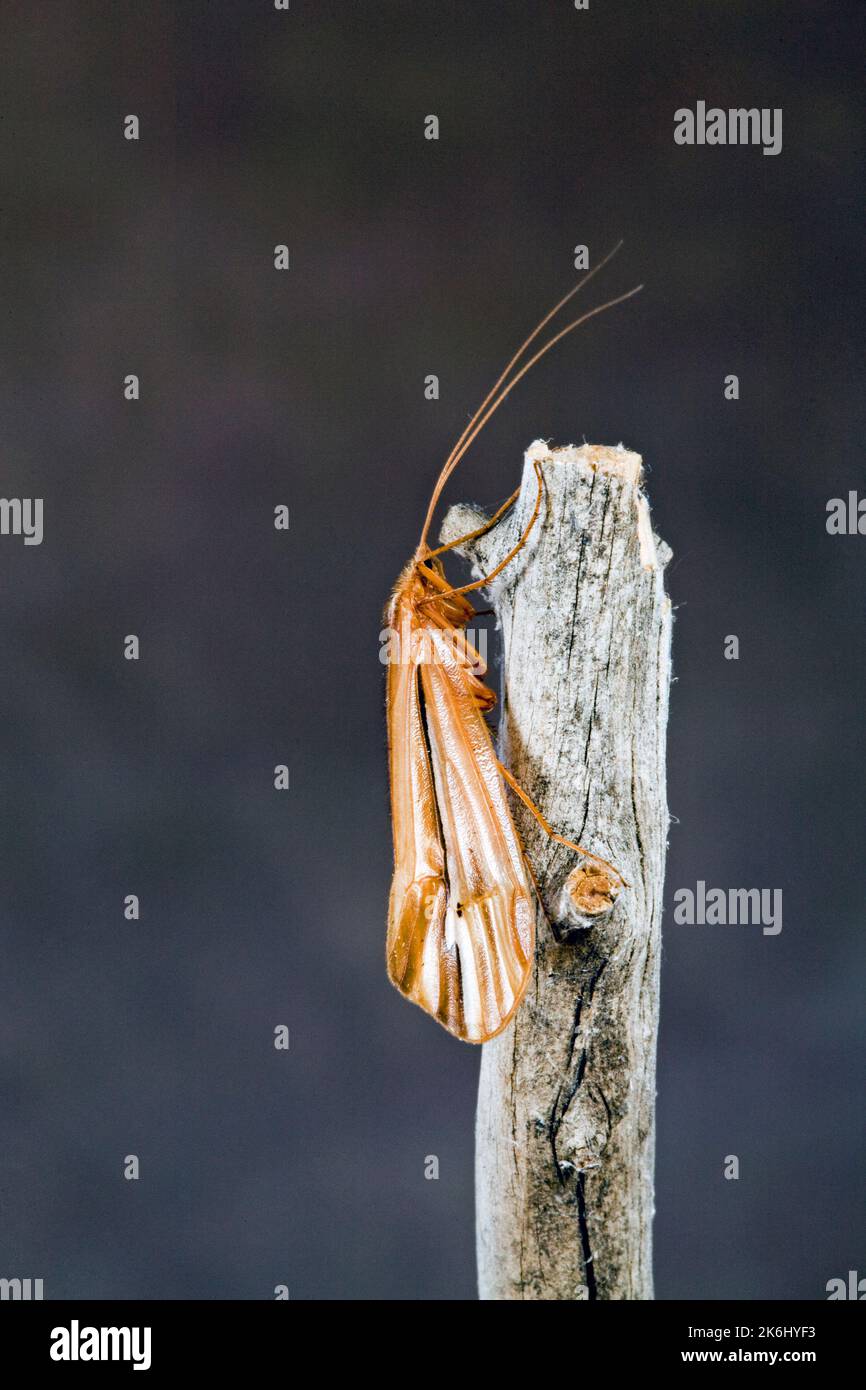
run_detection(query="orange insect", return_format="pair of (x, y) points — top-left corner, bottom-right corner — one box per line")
(385, 249), (640, 1042)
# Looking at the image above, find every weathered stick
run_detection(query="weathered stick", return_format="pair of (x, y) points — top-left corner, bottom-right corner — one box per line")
(440, 440), (672, 1301)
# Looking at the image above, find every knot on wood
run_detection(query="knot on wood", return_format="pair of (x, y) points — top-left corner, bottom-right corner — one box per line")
(554, 861), (621, 938)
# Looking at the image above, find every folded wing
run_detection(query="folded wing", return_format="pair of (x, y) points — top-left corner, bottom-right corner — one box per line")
(386, 611), (534, 1042)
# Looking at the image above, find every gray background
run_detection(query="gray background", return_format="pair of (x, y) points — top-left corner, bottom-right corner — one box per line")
(0, 0), (863, 1299)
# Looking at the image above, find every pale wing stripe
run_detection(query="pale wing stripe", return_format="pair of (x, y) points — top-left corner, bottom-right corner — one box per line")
(420, 631), (533, 1038)
(421, 629), (530, 898)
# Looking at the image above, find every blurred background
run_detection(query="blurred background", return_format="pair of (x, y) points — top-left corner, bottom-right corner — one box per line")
(0, 0), (863, 1299)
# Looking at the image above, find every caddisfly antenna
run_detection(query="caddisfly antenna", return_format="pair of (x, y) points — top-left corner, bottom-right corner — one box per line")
(418, 240), (635, 551)
(416, 283), (644, 605)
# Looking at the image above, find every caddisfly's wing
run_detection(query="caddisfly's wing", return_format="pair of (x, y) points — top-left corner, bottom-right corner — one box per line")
(385, 602), (451, 1030)
(386, 604), (534, 1042)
